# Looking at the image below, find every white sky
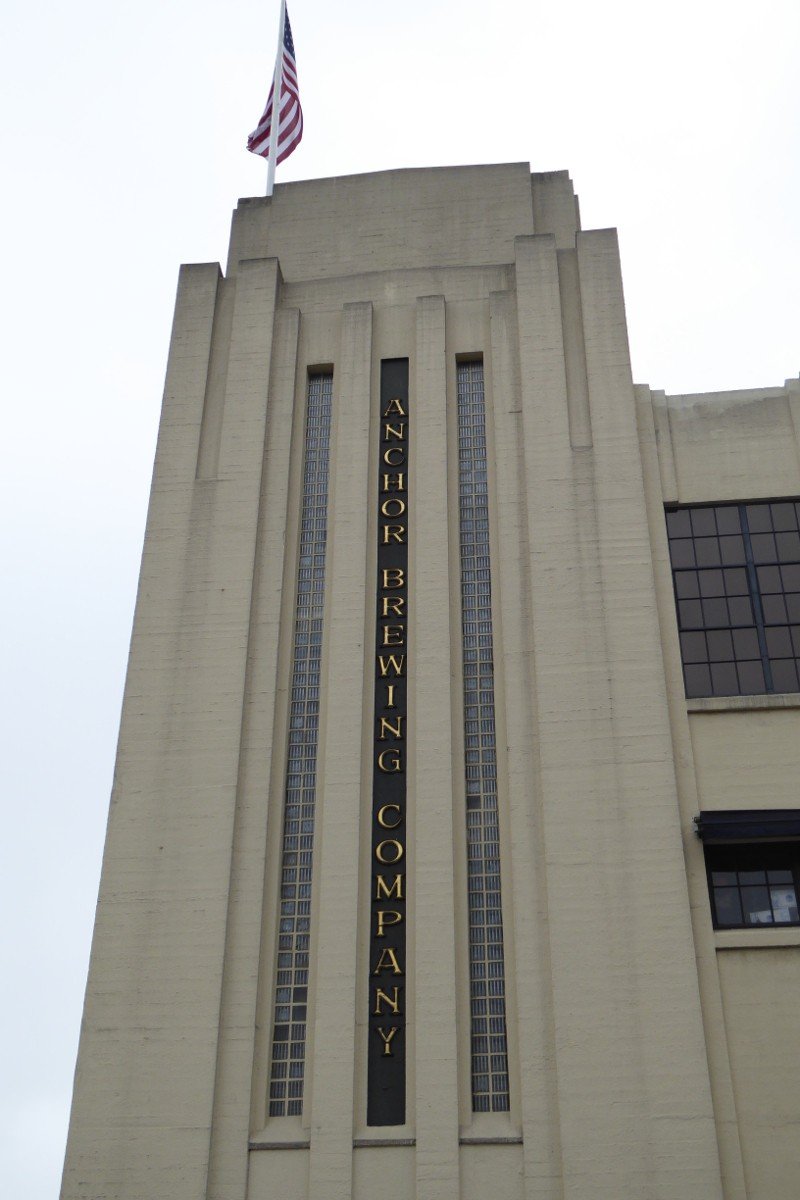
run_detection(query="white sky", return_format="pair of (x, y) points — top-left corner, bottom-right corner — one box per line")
(1, 0), (797, 1193)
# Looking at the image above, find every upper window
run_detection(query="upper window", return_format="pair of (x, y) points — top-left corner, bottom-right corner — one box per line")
(666, 500), (800, 697)
(705, 843), (800, 929)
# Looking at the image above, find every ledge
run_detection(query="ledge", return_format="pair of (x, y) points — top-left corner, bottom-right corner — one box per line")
(687, 693), (800, 713)
(459, 1135), (523, 1145)
(249, 1140), (309, 1151)
(715, 929), (800, 950)
(353, 1138), (416, 1148)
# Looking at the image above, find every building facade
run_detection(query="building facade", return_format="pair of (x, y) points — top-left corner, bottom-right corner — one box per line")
(61, 164), (800, 1200)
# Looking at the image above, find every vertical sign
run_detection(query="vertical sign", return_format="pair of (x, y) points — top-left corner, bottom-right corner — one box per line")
(367, 359), (409, 1125)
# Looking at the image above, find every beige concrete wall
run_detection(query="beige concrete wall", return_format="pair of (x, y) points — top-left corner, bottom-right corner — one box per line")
(64, 164), (798, 1200)
(641, 376), (800, 1200)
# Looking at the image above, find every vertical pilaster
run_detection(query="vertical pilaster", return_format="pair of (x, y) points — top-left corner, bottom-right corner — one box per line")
(412, 295), (460, 1198)
(576, 228), (724, 1197)
(514, 232), (652, 1199)
(308, 301), (373, 1200)
(489, 288), (562, 1200)
(206, 307), (302, 1199)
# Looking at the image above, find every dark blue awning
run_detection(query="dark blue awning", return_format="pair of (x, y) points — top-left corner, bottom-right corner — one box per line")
(694, 810), (800, 843)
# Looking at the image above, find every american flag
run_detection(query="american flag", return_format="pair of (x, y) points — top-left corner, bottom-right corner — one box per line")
(247, 3), (303, 165)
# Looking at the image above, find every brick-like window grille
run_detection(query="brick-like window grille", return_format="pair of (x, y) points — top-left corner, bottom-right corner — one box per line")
(268, 372), (332, 1117)
(456, 359), (510, 1114)
(667, 501), (800, 698)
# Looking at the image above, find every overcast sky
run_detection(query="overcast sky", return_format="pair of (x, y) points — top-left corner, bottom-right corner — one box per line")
(2, 0), (798, 1194)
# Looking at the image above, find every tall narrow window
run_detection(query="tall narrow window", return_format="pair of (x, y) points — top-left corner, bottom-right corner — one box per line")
(268, 372), (333, 1118)
(456, 359), (510, 1114)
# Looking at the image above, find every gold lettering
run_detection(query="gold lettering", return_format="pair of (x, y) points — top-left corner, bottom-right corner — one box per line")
(372, 945), (403, 974)
(381, 595), (405, 618)
(375, 838), (404, 863)
(377, 749), (403, 774)
(378, 716), (404, 742)
(381, 625), (405, 646)
(375, 910), (403, 937)
(381, 568), (405, 590)
(383, 422), (406, 441)
(381, 524), (406, 544)
(385, 683), (397, 708)
(377, 803), (402, 829)
(377, 1026), (399, 1056)
(377, 654), (405, 677)
(383, 447), (405, 466)
(375, 875), (404, 902)
(381, 473), (406, 493)
(373, 986), (401, 1015)
(380, 497), (406, 518)
(383, 397), (407, 416)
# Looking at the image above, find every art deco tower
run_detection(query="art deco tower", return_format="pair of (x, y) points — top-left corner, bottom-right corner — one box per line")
(62, 164), (800, 1200)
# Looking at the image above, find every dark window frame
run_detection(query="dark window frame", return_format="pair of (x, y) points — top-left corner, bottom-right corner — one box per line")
(666, 499), (800, 698)
(703, 842), (800, 930)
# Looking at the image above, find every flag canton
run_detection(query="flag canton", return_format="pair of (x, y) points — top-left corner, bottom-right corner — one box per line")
(284, 12), (296, 57)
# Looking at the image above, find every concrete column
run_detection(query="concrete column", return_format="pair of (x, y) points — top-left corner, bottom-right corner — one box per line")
(412, 294), (461, 1198)
(61, 257), (280, 1200)
(576, 228), (723, 1198)
(307, 301), (373, 1200)
(489, 288), (562, 1200)
(206, 307), (302, 1199)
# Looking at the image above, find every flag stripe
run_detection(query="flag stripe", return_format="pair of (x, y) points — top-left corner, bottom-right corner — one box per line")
(246, 6), (303, 167)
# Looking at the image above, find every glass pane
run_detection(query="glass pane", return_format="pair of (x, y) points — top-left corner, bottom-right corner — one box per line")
(723, 567), (749, 595)
(762, 595), (788, 624)
(675, 571), (699, 599)
(715, 505), (742, 535)
(781, 564), (800, 590)
(770, 887), (799, 924)
(771, 502), (798, 531)
(684, 664), (712, 698)
(698, 569), (725, 598)
(776, 531), (800, 561)
(728, 597), (753, 625)
(732, 628), (760, 658)
(691, 508), (717, 536)
(711, 871), (737, 886)
(750, 533), (778, 563)
(707, 630), (733, 661)
(714, 887), (742, 926)
(739, 871), (766, 884)
(695, 538), (721, 567)
(746, 504), (772, 533)
(680, 632), (707, 664)
(757, 565), (782, 593)
(770, 659), (799, 693)
(702, 598), (729, 626)
(767, 870), (793, 884)
(711, 662), (738, 695)
(737, 661), (766, 694)
(766, 627), (793, 657)
(679, 599), (704, 629)
(670, 539), (696, 568)
(741, 886), (773, 925)
(666, 509), (692, 537)
(719, 536), (746, 565)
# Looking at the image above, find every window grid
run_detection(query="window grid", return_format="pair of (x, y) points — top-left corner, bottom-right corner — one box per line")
(267, 373), (332, 1117)
(705, 844), (800, 929)
(667, 501), (800, 698)
(456, 360), (510, 1114)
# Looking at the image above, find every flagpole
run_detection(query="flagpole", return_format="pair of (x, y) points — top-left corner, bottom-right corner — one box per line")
(266, 0), (287, 197)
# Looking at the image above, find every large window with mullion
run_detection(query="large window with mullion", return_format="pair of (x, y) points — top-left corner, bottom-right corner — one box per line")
(667, 500), (800, 698)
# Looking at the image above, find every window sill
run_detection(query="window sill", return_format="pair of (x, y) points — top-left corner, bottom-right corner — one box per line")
(687, 693), (800, 713)
(714, 928), (800, 950)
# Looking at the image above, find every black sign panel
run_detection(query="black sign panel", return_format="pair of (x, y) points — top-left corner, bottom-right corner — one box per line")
(367, 358), (409, 1126)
